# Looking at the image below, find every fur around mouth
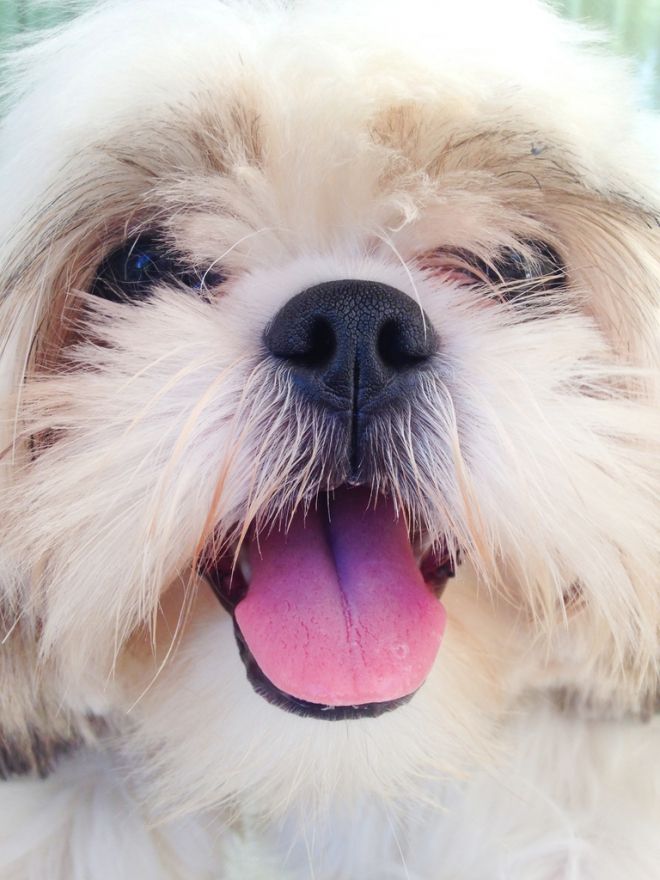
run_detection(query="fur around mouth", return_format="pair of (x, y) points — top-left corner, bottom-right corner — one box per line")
(201, 486), (457, 720)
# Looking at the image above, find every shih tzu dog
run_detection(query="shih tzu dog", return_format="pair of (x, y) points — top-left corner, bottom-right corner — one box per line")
(0, 0), (658, 877)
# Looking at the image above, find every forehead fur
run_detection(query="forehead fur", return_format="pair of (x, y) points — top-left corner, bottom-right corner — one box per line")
(0, 0), (658, 225)
(0, 0), (655, 271)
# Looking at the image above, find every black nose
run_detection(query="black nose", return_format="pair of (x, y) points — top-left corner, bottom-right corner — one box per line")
(264, 279), (437, 412)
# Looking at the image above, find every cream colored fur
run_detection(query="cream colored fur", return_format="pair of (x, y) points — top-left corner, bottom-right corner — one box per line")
(0, 1), (658, 877)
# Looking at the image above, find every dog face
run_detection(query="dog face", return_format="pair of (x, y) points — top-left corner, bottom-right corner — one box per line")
(0, 0), (658, 816)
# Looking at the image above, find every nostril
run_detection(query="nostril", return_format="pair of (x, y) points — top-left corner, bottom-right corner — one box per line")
(295, 316), (336, 369)
(377, 319), (430, 371)
(278, 316), (337, 370)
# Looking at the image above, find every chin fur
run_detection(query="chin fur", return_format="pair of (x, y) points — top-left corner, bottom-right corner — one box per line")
(0, 1), (658, 878)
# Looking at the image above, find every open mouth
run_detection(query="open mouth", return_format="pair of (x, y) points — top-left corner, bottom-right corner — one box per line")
(201, 487), (457, 720)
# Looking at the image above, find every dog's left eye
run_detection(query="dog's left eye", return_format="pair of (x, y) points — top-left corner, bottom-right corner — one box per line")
(468, 242), (566, 302)
(91, 233), (224, 302)
(492, 243), (565, 293)
(433, 241), (566, 303)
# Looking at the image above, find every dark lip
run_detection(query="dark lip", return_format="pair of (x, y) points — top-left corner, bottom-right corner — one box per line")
(200, 508), (458, 720)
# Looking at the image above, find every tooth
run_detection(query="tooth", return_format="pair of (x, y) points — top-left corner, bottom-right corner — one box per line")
(238, 544), (252, 583)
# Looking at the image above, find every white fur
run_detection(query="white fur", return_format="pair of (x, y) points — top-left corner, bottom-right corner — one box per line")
(0, 0), (658, 877)
(0, 704), (658, 879)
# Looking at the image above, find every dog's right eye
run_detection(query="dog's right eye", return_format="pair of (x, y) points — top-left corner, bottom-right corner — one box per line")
(92, 233), (225, 302)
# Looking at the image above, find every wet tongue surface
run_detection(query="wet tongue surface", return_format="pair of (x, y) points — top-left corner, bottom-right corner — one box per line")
(234, 488), (446, 706)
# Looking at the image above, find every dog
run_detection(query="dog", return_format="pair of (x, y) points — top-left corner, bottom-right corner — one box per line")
(0, 0), (658, 877)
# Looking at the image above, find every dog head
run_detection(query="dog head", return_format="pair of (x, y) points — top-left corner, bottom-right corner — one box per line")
(0, 0), (658, 817)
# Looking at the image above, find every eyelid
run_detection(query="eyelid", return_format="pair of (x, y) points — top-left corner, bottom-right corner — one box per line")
(419, 250), (495, 286)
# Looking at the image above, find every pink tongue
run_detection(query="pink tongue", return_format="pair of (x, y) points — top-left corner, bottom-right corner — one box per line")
(235, 488), (446, 706)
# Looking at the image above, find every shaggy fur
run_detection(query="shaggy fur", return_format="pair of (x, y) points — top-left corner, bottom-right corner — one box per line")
(0, 0), (658, 877)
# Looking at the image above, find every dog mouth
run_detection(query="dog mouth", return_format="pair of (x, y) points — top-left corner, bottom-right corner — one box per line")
(201, 486), (456, 720)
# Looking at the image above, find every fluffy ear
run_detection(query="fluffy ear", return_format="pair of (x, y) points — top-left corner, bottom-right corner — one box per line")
(0, 208), (50, 774)
(542, 184), (660, 718)
(0, 36), (98, 766)
(0, 201), (133, 770)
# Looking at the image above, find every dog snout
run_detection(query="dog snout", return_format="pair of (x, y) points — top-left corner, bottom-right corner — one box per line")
(264, 279), (437, 413)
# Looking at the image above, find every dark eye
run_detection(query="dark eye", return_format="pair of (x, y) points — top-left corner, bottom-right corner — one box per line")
(91, 233), (225, 303)
(491, 242), (566, 288)
(475, 242), (565, 303)
(435, 241), (566, 304)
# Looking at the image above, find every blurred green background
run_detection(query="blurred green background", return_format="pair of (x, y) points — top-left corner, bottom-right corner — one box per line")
(561, 0), (660, 106)
(1, 0), (660, 107)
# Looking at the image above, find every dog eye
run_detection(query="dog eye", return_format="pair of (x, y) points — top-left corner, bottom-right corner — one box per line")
(492, 243), (565, 294)
(435, 242), (566, 304)
(91, 233), (225, 302)
(471, 242), (565, 302)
